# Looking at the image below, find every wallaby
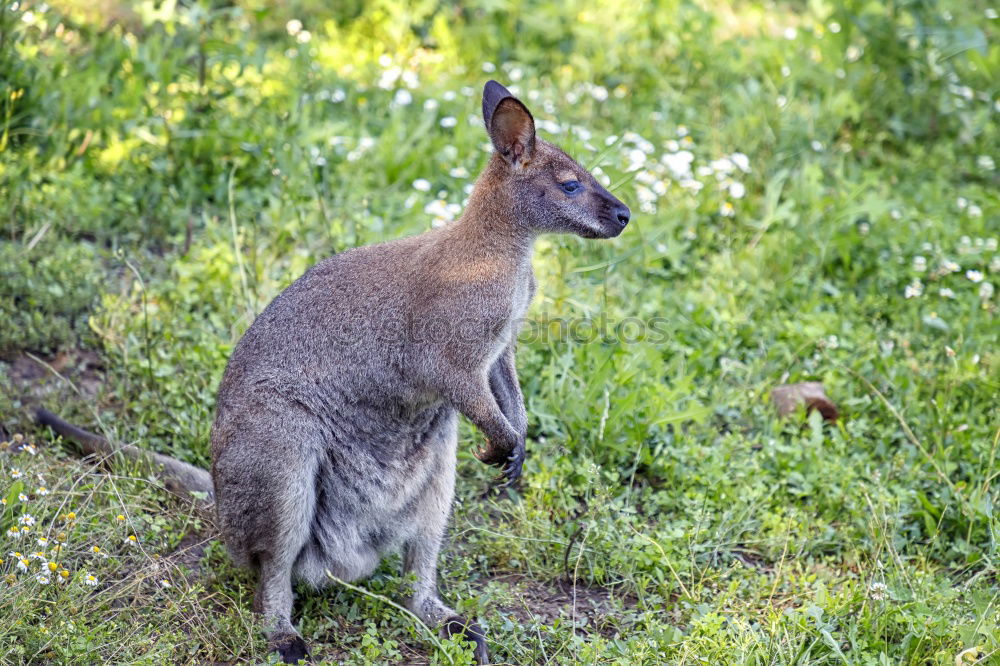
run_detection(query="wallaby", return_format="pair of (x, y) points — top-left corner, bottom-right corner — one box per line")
(38, 81), (629, 665)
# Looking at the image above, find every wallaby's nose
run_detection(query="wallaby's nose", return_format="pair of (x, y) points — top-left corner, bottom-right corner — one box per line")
(614, 203), (631, 228)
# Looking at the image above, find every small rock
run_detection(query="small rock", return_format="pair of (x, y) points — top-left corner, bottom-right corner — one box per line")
(771, 382), (839, 422)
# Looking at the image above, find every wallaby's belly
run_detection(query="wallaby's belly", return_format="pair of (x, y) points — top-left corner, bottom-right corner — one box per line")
(290, 402), (458, 586)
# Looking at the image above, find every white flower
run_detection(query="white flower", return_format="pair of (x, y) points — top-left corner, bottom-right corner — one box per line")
(661, 150), (694, 179)
(625, 148), (647, 171)
(978, 155), (996, 171)
(676, 125), (689, 138)
(811, 140), (823, 152)
(18, 493), (27, 503)
(412, 179), (431, 192)
(710, 157), (734, 174)
(904, 279), (923, 299)
(941, 260), (960, 274)
(590, 86), (608, 102)
(377, 66), (401, 90)
(966, 270), (984, 283)
(869, 581), (887, 600)
(18, 514), (34, 527)
(784, 27), (798, 40)
(84, 574), (98, 586)
(285, 19), (302, 36)
(968, 204), (982, 218)
(828, 21), (841, 33)
(957, 196), (968, 210)
(481, 61), (496, 73)
(400, 70), (418, 90)
(393, 89), (412, 106)
(296, 30), (311, 44)
(980, 282), (994, 300)
(7, 527), (21, 539)
(731, 152), (751, 173)
(36, 573), (50, 585)
(987, 8), (999, 19)
(11, 469), (22, 479)
(439, 116), (457, 129)
(448, 167), (469, 179)
(719, 202), (736, 217)
(728, 182), (746, 199)
(939, 287), (955, 298)
(16, 557), (29, 572)
(423, 99), (438, 112)
(36, 487), (48, 496)
(160, 579), (172, 589)
(913, 256), (927, 272)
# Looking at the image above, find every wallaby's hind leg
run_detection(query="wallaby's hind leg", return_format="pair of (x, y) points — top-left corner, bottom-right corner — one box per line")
(254, 554), (310, 663)
(404, 533), (488, 665)
(213, 418), (318, 664)
(403, 428), (489, 665)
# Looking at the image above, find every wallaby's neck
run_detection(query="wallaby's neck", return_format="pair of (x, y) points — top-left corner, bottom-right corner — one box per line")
(449, 157), (536, 264)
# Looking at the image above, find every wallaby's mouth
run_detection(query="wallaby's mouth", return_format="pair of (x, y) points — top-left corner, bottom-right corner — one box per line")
(585, 198), (630, 239)
(583, 208), (630, 239)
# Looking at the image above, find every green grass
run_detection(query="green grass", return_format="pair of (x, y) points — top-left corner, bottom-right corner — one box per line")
(1, 0), (999, 663)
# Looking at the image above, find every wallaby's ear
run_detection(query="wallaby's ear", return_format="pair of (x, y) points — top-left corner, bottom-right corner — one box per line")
(482, 80), (535, 166)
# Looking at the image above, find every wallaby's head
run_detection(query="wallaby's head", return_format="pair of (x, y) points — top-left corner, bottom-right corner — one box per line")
(480, 80), (631, 239)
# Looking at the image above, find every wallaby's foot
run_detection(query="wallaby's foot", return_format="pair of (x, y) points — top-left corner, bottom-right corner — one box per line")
(270, 633), (310, 664)
(442, 615), (489, 665)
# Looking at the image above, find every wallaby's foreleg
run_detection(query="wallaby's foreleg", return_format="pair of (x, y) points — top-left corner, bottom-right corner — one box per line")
(255, 555), (310, 664)
(489, 345), (527, 439)
(448, 376), (525, 483)
(402, 458), (489, 664)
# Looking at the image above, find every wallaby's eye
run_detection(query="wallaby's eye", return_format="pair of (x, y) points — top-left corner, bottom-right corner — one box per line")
(559, 180), (582, 194)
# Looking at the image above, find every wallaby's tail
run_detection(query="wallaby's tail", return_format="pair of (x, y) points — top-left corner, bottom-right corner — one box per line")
(35, 408), (215, 504)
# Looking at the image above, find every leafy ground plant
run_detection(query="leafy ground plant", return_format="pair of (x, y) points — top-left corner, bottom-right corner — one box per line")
(1, 0), (998, 663)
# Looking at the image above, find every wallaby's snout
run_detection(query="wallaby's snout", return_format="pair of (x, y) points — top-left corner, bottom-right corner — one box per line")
(590, 187), (631, 238)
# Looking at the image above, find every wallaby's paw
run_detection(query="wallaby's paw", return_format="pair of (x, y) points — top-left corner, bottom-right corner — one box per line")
(442, 615), (489, 665)
(271, 633), (310, 664)
(474, 439), (508, 466)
